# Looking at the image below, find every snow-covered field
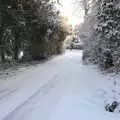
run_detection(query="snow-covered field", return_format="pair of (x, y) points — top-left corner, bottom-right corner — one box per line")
(0, 50), (120, 120)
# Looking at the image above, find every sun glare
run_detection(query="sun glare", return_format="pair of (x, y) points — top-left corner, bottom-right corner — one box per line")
(58, 0), (84, 27)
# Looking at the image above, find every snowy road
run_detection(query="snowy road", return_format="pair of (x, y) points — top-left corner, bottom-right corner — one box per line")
(0, 50), (120, 120)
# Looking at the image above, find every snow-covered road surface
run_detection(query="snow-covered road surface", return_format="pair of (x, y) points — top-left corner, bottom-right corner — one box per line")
(0, 50), (120, 120)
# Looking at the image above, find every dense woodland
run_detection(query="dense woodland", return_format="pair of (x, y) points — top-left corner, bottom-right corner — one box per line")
(0, 0), (68, 65)
(78, 0), (120, 72)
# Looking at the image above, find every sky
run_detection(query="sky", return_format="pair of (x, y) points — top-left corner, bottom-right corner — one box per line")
(58, 0), (84, 27)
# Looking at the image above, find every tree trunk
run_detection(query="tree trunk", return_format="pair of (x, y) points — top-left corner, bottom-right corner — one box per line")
(14, 46), (19, 60)
(1, 46), (5, 62)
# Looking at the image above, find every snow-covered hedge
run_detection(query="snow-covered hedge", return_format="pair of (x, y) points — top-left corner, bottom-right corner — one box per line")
(80, 0), (120, 72)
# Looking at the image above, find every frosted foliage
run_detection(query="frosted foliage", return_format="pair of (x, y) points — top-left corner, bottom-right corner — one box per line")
(80, 0), (120, 71)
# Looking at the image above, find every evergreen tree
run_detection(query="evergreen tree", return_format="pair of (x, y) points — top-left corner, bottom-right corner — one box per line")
(0, 0), (68, 64)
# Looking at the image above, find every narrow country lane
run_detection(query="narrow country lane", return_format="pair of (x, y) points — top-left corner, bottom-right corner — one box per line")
(0, 50), (120, 120)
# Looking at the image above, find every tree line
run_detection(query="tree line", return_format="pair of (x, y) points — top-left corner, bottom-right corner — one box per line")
(78, 0), (120, 72)
(0, 0), (68, 64)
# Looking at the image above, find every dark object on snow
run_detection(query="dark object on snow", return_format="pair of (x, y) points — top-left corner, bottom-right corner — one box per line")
(105, 101), (119, 112)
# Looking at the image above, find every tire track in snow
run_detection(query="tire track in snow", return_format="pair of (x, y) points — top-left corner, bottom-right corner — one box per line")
(0, 88), (18, 101)
(2, 74), (59, 120)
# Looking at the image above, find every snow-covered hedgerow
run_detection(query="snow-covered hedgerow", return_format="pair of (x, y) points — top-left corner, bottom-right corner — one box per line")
(80, 0), (120, 72)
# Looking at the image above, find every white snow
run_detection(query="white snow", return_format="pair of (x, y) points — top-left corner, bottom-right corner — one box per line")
(0, 50), (120, 120)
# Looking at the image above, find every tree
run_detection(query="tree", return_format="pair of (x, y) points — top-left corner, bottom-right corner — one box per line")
(95, 0), (120, 69)
(0, 0), (67, 64)
(0, 0), (25, 62)
(81, 0), (120, 71)
(21, 0), (67, 60)
(78, 0), (98, 63)
(73, 0), (95, 17)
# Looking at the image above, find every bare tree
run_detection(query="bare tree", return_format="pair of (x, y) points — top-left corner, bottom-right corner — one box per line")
(73, 0), (96, 16)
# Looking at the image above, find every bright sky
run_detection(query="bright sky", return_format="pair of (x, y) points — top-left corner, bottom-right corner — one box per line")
(58, 0), (84, 27)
